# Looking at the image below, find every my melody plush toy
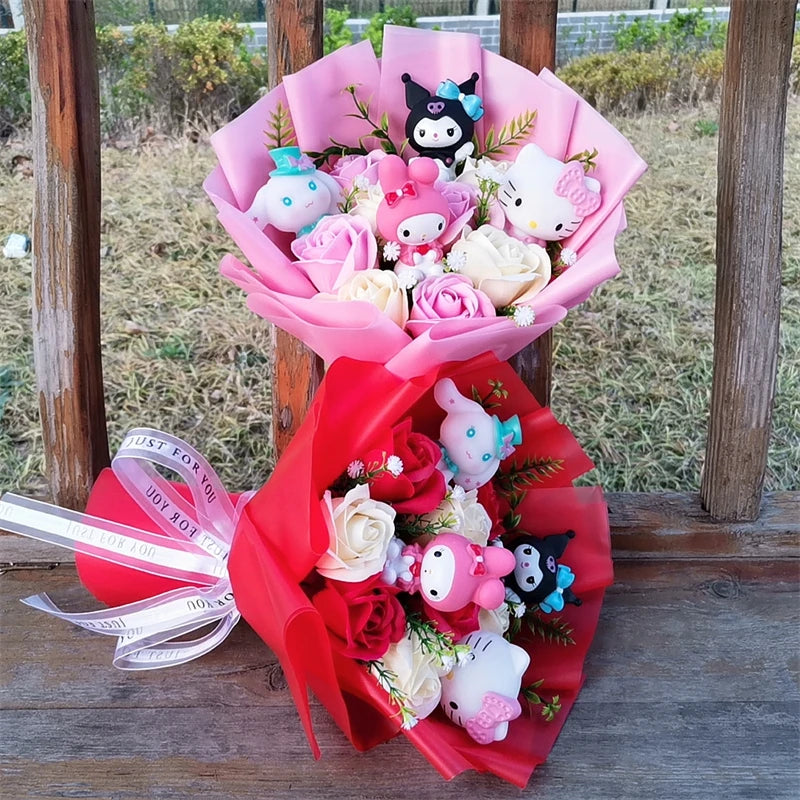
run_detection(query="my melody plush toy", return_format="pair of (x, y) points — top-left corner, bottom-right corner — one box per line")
(377, 155), (451, 286)
(504, 530), (582, 614)
(499, 143), (602, 246)
(402, 72), (484, 178)
(399, 532), (516, 612)
(245, 145), (342, 236)
(440, 631), (530, 744)
(434, 377), (522, 490)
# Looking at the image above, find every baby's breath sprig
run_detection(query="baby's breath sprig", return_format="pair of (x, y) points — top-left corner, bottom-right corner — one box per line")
(332, 453), (404, 493)
(566, 147), (599, 173)
(338, 184), (360, 213)
(522, 680), (562, 722)
(264, 101), (297, 149)
(474, 176), (500, 227)
(365, 661), (418, 729)
(405, 614), (471, 669)
(474, 109), (537, 159)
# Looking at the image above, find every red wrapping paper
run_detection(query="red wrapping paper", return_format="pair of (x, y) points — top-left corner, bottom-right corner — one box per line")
(76, 354), (613, 786)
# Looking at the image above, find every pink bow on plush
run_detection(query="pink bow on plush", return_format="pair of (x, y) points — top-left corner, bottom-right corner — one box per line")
(554, 161), (601, 218)
(287, 153), (315, 171)
(467, 543), (486, 576)
(465, 692), (522, 745)
(385, 180), (417, 207)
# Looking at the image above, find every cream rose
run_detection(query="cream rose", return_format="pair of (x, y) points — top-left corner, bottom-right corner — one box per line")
(316, 484), (396, 583)
(348, 183), (384, 235)
(449, 224), (551, 307)
(336, 269), (410, 328)
(455, 156), (512, 190)
(418, 489), (491, 546)
(478, 602), (511, 635)
(378, 629), (444, 719)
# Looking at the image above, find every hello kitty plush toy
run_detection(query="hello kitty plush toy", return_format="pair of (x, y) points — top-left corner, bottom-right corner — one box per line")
(376, 155), (450, 287)
(434, 378), (522, 491)
(399, 533), (515, 612)
(245, 146), (342, 237)
(440, 630), (529, 744)
(499, 143), (602, 246)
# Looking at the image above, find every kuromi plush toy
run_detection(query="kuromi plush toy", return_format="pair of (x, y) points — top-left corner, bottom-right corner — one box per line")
(245, 146), (342, 237)
(376, 155), (451, 286)
(499, 143), (601, 245)
(504, 531), (582, 614)
(434, 378), (521, 490)
(400, 533), (515, 612)
(402, 72), (484, 179)
(440, 630), (529, 744)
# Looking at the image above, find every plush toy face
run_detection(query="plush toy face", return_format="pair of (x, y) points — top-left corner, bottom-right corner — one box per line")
(512, 540), (553, 598)
(247, 171), (341, 234)
(500, 143), (602, 241)
(434, 378), (500, 490)
(396, 211), (447, 245)
(440, 631), (529, 744)
(411, 116), (464, 151)
(417, 533), (515, 612)
(504, 532), (578, 607)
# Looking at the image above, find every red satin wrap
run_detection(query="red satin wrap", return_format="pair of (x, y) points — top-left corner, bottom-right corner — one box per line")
(76, 355), (613, 787)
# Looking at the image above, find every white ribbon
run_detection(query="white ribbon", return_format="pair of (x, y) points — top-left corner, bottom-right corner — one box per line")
(0, 428), (253, 670)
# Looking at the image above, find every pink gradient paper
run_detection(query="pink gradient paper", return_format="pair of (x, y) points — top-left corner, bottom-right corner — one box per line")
(205, 28), (645, 378)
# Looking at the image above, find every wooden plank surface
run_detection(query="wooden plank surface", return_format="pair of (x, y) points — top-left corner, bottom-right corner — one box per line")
(700, 0), (798, 520)
(23, 0), (110, 508)
(1, 559), (797, 799)
(501, 0), (558, 407)
(266, 0), (325, 457)
(3, 491), (798, 567)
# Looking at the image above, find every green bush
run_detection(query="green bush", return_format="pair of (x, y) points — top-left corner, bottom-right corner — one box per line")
(791, 32), (800, 96)
(613, 4), (727, 54)
(363, 5), (416, 57)
(0, 30), (30, 134)
(324, 6), (354, 55)
(0, 17), (268, 136)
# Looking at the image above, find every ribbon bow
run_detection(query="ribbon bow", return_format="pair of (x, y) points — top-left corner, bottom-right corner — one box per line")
(0, 429), (252, 670)
(467, 542), (486, 576)
(539, 564), (576, 614)
(384, 180), (417, 207)
(553, 161), (601, 218)
(465, 692), (522, 745)
(287, 153), (314, 171)
(436, 79), (485, 121)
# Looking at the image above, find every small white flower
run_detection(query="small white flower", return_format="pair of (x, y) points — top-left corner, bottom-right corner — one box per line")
(511, 601), (526, 618)
(347, 459), (365, 479)
(439, 654), (455, 672)
(383, 241), (401, 261)
(401, 711), (419, 730)
(396, 269), (418, 290)
(455, 646), (472, 666)
(450, 485), (466, 502)
(386, 455), (404, 477)
(476, 160), (503, 182)
(512, 305), (536, 327)
(445, 250), (466, 272)
(561, 247), (578, 267)
(353, 175), (371, 191)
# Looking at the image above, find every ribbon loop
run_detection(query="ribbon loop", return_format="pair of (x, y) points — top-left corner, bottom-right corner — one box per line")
(0, 428), (247, 671)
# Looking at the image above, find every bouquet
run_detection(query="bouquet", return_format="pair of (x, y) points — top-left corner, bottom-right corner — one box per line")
(204, 25), (646, 377)
(0, 354), (612, 786)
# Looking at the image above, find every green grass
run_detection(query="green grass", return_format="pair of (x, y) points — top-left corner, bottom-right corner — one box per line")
(0, 101), (798, 498)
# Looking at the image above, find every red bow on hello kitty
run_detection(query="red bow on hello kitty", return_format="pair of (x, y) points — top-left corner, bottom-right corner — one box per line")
(384, 181), (417, 207)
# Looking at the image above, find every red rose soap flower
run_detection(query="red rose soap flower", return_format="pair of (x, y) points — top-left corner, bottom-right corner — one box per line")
(363, 417), (447, 515)
(312, 575), (406, 661)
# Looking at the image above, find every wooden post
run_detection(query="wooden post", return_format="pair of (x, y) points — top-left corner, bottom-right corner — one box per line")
(700, 0), (797, 521)
(500, 0), (558, 407)
(24, 0), (109, 509)
(266, 0), (325, 458)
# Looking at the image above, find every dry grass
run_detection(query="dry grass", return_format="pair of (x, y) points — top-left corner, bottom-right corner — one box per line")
(1, 101), (798, 498)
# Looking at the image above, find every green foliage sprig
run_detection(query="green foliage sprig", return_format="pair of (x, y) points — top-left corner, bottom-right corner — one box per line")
(405, 614), (471, 668)
(365, 661), (418, 728)
(474, 177), (500, 227)
(264, 101), (296, 149)
(474, 110), (537, 159)
(522, 680), (562, 722)
(525, 611), (575, 647)
(566, 147), (599, 173)
(470, 379), (509, 411)
(495, 456), (565, 494)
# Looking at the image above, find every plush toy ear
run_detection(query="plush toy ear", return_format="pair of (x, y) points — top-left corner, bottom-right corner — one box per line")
(434, 378), (478, 413)
(458, 71), (480, 95)
(509, 644), (531, 676)
(585, 176), (601, 194)
(402, 73), (431, 109)
(315, 170), (344, 202)
(473, 580), (506, 611)
(408, 157), (440, 186)
(378, 154), (409, 193)
(483, 546), (516, 576)
(516, 142), (547, 169)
